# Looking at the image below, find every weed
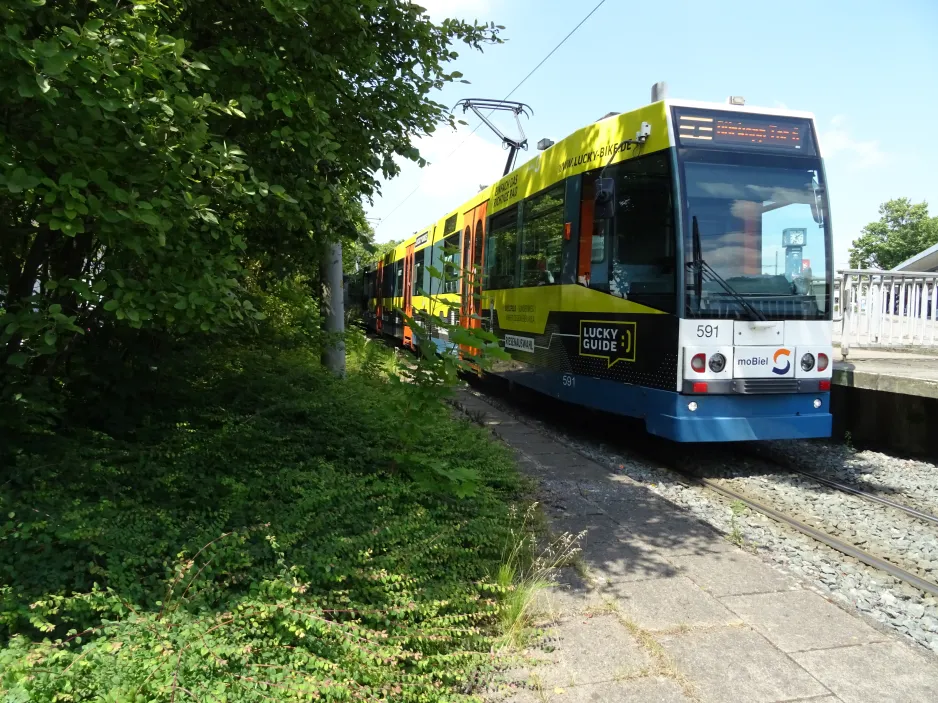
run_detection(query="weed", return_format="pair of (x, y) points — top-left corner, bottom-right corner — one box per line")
(728, 499), (748, 548)
(495, 503), (585, 650)
(617, 615), (698, 700)
(466, 407), (487, 425)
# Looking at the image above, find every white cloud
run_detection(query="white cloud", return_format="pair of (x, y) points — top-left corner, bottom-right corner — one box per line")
(819, 116), (886, 169)
(366, 123), (506, 239)
(412, 124), (505, 198)
(412, 0), (491, 20)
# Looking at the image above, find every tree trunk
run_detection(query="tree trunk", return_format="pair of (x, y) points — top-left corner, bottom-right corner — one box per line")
(320, 240), (346, 377)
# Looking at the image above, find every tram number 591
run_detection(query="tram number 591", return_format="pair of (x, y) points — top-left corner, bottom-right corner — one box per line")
(562, 374), (575, 388)
(697, 324), (719, 338)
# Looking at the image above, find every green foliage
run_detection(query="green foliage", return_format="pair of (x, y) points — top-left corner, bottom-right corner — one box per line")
(370, 243), (510, 497)
(0, 0), (501, 380)
(0, 343), (523, 700)
(849, 198), (938, 269)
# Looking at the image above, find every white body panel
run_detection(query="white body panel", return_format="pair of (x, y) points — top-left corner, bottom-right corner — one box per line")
(734, 320), (784, 346)
(678, 320), (833, 387)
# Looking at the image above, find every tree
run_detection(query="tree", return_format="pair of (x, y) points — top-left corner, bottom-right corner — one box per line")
(0, 1), (501, 381)
(849, 198), (938, 269)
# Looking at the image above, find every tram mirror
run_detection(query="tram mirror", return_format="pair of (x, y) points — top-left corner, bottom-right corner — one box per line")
(810, 178), (824, 227)
(594, 177), (616, 220)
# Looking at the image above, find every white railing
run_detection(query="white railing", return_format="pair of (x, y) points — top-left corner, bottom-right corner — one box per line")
(836, 269), (938, 355)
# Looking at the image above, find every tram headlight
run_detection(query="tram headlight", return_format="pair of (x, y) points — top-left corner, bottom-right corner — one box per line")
(688, 401), (698, 412)
(801, 353), (816, 372)
(708, 353), (726, 373)
(813, 398), (822, 409)
(817, 353), (829, 372)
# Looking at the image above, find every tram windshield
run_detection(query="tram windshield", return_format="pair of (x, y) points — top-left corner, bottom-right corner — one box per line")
(679, 151), (832, 320)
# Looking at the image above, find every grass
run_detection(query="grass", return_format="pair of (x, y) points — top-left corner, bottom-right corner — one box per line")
(0, 340), (529, 701)
(493, 504), (584, 650)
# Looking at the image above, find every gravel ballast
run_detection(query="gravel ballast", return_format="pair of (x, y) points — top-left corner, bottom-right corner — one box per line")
(467, 387), (938, 655)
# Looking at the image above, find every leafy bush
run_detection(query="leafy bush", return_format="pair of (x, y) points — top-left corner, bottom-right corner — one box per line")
(0, 344), (523, 700)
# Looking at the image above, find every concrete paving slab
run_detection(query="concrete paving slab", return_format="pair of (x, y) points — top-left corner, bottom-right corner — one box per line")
(583, 540), (680, 585)
(721, 590), (887, 653)
(531, 568), (613, 618)
(659, 627), (830, 703)
(792, 640), (938, 703)
(611, 576), (743, 631)
(523, 614), (653, 690)
(500, 676), (692, 703)
(669, 551), (796, 597)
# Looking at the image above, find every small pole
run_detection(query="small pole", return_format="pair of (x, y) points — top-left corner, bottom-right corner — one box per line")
(320, 240), (346, 376)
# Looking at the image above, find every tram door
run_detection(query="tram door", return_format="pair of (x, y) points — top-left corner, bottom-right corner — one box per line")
(460, 202), (488, 353)
(402, 244), (416, 349)
(376, 261), (384, 333)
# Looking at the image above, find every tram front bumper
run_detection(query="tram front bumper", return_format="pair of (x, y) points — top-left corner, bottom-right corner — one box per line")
(647, 392), (832, 442)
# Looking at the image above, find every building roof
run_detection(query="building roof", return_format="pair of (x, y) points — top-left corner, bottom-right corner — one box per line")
(893, 241), (938, 272)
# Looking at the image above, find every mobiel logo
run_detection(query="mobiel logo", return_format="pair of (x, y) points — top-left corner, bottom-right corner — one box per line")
(579, 320), (637, 368)
(736, 349), (792, 375)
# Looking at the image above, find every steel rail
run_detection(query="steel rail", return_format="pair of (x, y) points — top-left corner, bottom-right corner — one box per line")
(460, 378), (938, 599)
(684, 472), (938, 598)
(787, 467), (938, 526)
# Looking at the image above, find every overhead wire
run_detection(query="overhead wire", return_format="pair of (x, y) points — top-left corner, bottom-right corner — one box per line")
(372, 0), (608, 232)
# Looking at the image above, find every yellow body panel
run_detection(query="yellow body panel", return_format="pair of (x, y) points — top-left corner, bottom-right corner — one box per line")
(484, 285), (665, 335)
(489, 102), (670, 214)
(374, 101), (671, 268)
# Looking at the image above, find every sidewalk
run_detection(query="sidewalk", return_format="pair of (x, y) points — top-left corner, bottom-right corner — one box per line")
(456, 390), (938, 703)
(833, 347), (938, 399)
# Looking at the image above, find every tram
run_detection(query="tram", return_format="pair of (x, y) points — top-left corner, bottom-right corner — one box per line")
(356, 90), (834, 442)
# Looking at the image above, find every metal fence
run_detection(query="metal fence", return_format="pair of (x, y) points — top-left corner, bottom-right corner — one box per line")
(835, 269), (938, 355)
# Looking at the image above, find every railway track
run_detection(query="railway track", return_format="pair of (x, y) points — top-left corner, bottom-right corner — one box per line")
(675, 468), (938, 599)
(465, 376), (938, 600)
(771, 463), (938, 527)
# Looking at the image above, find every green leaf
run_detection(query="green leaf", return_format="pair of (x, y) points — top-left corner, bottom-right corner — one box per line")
(138, 212), (160, 226)
(36, 74), (51, 93)
(6, 352), (27, 367)
(253, 312), (267, 320)
(48, 303), (62, 314)
(43, 52), (69, 76)
(43, 331), (57, 346)
(103, 300), (119, 311)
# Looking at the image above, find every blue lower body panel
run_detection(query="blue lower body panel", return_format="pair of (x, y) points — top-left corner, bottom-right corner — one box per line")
(497, 369), (832, 442)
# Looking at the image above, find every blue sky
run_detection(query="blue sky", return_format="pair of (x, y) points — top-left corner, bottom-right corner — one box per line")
(366, 0), (938, 269)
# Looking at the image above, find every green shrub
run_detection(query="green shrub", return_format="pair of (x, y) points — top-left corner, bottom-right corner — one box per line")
(0, 344), (522, 700)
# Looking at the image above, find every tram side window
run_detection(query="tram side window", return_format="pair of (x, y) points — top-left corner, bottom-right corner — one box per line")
(413, 248), (426, 296)
(588, 152), (675, 312)
(484, 206), (519, 290)
(441, 232), (461, 294)
(520, 185), (565, 287)
(395, 261), (404, 297)
(381, 263), (393, 298)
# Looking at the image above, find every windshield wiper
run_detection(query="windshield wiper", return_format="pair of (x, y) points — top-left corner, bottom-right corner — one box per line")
(689, 216), (766, 322)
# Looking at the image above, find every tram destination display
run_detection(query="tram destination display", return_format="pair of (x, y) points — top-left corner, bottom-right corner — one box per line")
(675, 109), (815, 154)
